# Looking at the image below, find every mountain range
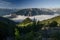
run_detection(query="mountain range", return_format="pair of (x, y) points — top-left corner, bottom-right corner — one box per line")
(15, 8), (55, 16)
(0, 8), (19, 16)
(0, 8), (60, 16)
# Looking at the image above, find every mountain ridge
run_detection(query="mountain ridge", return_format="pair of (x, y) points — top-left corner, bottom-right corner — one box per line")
(15, 8), (54, 16)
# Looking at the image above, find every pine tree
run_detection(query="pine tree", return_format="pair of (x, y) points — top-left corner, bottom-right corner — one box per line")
(15, 28), (20, 40)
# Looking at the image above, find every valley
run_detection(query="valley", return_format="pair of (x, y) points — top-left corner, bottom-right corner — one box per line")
(0, 8), (60, 40)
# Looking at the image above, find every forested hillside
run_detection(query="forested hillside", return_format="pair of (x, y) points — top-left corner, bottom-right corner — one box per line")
(0, 16), (60, 40)
(15, 16), (60, 40)
(0, 17), (16, 40)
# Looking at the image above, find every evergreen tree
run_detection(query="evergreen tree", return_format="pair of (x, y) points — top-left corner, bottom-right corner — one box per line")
(49, 21), (58, 27)
(22, 18), (32, 24)
(15, 28), (20, 40)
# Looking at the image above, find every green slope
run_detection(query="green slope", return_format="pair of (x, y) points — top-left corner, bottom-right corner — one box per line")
(41, 16), (60, 25)
(17, 18), (33, 27)
(18, 16), (60, 27)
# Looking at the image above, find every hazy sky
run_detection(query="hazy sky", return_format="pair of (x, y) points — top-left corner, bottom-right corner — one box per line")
(0, 0), (60, 9)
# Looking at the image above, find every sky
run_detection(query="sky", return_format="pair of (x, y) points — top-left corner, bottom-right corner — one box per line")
(0, 0), (60, 9)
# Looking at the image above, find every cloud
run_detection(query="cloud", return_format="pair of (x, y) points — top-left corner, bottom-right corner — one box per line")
(0, 0), (13, 8)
